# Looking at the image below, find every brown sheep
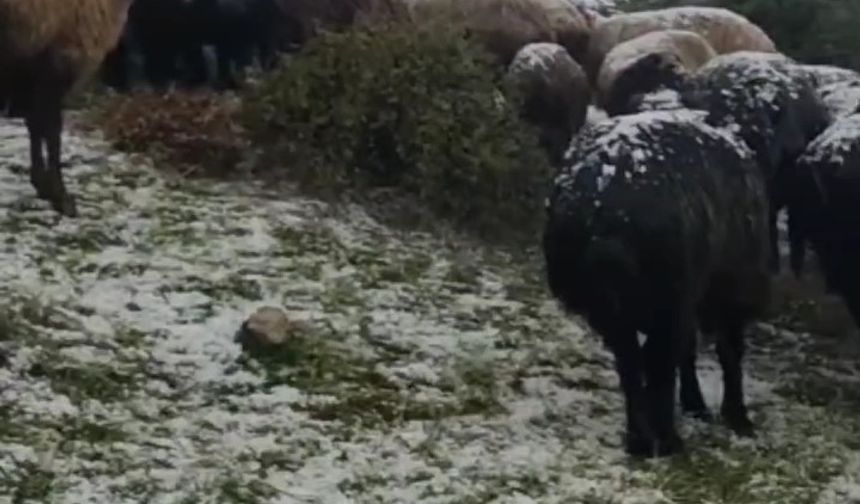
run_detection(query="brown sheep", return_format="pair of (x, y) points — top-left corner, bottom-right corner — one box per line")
(584, 6), (776, 84)
(0, 0), (133, 216)
(405, 0), (594, 66)
(596, 29), (716, 116)
(505, 42), (590, 165)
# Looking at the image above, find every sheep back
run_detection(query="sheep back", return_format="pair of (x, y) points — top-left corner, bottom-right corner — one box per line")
(819, 81), (860, 119)
(407, 0), (590, 66)
(544, 109), (769, 328)
(506, 42), (590, 164)
(683, 51), (830, 185)
(800, 64), (860, 89)
(585, 6), (775, 83)
(596, 29), (716, 116)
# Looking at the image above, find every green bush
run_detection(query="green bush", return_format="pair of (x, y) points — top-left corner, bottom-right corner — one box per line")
(241, 22), (552, 242)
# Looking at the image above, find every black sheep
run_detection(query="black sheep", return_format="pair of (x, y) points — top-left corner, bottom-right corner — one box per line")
(198, 0), (287, 89)
(681, 52), (832, 278)
(103, 0), (286, 91)
(818, 81), (860, 120)
(790, 114), (860, 326)
(544, 110), (770, 457)
(128, 0), (209, 89)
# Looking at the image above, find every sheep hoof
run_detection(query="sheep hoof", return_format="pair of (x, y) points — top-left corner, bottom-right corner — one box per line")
(723, 411), (756, 438)
(769, 260), (781, 275)
(625, 433), (655, 458)
(30, 171), (49, 199)
(51, 193), (78, 218)
(684, 407), (714, 423)
(625, 432), (684, 458)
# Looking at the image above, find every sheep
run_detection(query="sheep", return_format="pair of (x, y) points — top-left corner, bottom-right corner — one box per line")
(112, 0), (207, 89)
(794, 64), (860, 121)
(198, 0), (289, 89)
(105, 0), (287, 91)
(405, 0), (594, 66)
(543, 109), (769, 457)
(799, 64), (860, 89)
(0, 0), (133, 216)
(276, 0), (411, 47)
(595, 29), (716, 117)
(505, 42), (591, 165)
(790, 114), (860, 326)
(681, 51), (831, 277)
(584, 6), (776, 84)
(816, 81), (860, 119)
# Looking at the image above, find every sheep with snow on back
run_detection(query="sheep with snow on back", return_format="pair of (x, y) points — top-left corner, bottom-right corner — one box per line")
(584, 6), (776, 85)
(818, 82), (860, 119)
(790, 114), (860, 328)
(596, 29), (716, 117)
(544, 109), (770, 457)
(505, 42), (590, 165)
(0, 0), (133, 216)
(795, 64), (860, 121)
(681, 51), (831, 277)
(405, 0), (594, 66)
(800, 64), (860, 89)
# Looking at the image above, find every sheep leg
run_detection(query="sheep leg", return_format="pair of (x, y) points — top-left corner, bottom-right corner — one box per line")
(768, 209), (781, 274)
(141, 40), (172, 90)
(24, 113), (49, 200)
(43, 102), (77, 218)
(679, 334), (712, 422)
(608, 331), (656, 457)
(258, 37), (278, 71)
(643, 326), (684, 456)
(215, 44), (237, 90)
(716, 318), (754, 436)
(787, 210), (807, 279)
(181, 44), (208, 88)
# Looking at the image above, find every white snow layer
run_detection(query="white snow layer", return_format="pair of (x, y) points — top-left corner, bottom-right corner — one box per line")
(0, 118), (859, 503)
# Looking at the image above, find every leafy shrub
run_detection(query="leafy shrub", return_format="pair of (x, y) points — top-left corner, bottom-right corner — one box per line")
(242, 21), (552, 242)
(92, 90), (249, 177)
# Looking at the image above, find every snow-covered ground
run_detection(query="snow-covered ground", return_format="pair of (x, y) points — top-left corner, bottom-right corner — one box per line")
(1, 118), (860, 503)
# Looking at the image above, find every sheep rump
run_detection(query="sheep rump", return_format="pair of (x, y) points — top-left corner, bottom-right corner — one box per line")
(544, 109), (769, 457)
(791, 114), (860, 327)
(596, 29), (716, 116)
(584, 6), (776, 83)
(506, 42), (590, 165)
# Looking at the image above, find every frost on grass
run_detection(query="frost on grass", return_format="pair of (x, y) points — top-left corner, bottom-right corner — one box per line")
(1, 117), (860, 503)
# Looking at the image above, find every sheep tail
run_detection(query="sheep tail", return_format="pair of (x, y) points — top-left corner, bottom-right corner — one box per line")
(579, 237), (639, 324)
(544, 224), (638, 326)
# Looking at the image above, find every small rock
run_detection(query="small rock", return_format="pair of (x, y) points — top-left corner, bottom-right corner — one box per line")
(237, 306), (293, 347)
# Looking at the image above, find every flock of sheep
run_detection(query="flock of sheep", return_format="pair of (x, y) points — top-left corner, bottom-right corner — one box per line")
(520, 5), (860, 458)
(3, 0), (860, 461)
